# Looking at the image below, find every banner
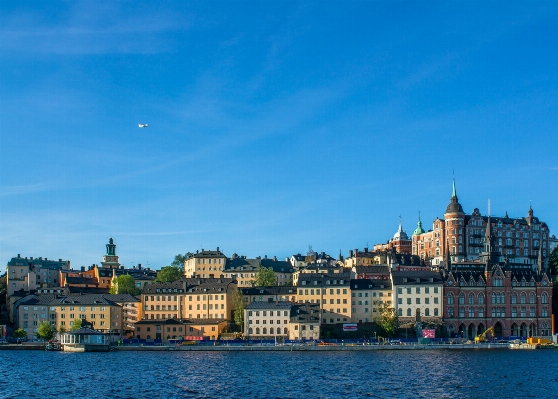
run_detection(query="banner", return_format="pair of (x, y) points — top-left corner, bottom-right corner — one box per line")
(343, 323), (358, 331)
(422, 329), (435, 338)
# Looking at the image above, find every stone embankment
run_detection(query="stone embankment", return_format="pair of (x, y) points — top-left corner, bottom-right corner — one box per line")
(115, 343), (510, 351)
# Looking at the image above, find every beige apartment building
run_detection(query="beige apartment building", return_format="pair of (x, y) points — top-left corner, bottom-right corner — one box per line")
(15, 293), (130, 340)
(288, 302), (321, 340)
(241, 286), (297, 304)
(350, 279), (393, 323)
(296, 273), (352, 325)
(141, 277), (237, 322)
(134, 318), (227, 341)
(6, 255), (70, 297)
(184, 248), (227, 278)
(391, 270), (444, 323)
(244, 301), (292, 338)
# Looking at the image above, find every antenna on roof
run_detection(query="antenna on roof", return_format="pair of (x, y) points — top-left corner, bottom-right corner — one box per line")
(488, 199), (491, 217)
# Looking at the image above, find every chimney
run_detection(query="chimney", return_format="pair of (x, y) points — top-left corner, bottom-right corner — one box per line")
(265, 255), (268, 259)
(273, 256), (277, 262)
(217, 247), (220, 252)
(364, 248), (368, 253)
(81, 266), (85, 272)
(349, 250), (353, 257)
(45, 258), (48, 261)
(138, 264), (142, 270)
(17, 254), (20, 258)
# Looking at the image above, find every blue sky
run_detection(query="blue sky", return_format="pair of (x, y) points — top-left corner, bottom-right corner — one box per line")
(1, 1), (557, 272)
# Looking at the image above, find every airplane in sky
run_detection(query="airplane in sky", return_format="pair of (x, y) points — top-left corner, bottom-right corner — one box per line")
(138, 123), (148, 128)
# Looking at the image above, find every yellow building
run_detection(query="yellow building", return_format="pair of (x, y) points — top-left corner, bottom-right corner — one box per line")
(184, 248), (227, 278)
(350, 279), (393, 323)
(296, 273), (352, 325)
(134, 318), (227, 341)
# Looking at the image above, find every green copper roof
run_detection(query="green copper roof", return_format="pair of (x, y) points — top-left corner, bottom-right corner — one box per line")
(413, 215), (425, 235)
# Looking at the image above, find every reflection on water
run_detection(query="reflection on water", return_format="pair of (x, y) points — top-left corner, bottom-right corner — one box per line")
(0, 349), (557, 398)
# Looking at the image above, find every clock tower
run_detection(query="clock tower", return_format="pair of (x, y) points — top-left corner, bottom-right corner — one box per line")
(101, 237), (120, 269)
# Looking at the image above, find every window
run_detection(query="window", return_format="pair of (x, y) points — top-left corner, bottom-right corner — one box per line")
(529, 293), (535, 304)
(459, 293), (464, 305)
(468, 308), (474, 317)
(542, 292), (548, 304)
(478, 308), (484, 317)
(448, 293), (454, 305)
(468, 293), (474, 305)
(520, 293), (526, 304)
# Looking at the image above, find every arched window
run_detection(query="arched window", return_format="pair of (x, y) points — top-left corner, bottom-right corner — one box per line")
(520, 293), (526, 304)
(468, 293), (474, 304)
(448, 293), (454, 305)
(511, 293), (517, 304)
(542, 292), (548, 304)
(478, 293), (484, 304)
(459, 307), (464, 317)
(283, 327), (288, 335)
(529, 293), (535, 304)
(255, 327), (260, 334)
(269, 327), (274, 334)
(469, 280), (474, 287)
(459, 293), (465, 304)
(398, 308), (403, 316)
(468, 308), (474, 317)
(478, 280), (483, 287)
(407, 308), (412, 316)
(425, 308), (430, 316)
(262, 327), (267, 334)
(434, 308), (439, 316)
(249, 327), (253, 335)
(491, 293), (496, 304)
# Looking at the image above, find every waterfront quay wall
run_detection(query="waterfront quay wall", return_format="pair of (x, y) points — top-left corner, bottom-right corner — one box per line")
(115, 343), (509, 352)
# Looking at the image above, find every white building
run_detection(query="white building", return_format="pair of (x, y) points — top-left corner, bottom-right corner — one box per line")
(391, 270), (443, 322)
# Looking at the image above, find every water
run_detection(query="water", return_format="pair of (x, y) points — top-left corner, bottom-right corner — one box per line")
(1, 349), (557, 398)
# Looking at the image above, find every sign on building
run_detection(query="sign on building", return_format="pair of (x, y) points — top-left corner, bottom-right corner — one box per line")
(422, 329), (435, 338)
(343, 323), (358, 331)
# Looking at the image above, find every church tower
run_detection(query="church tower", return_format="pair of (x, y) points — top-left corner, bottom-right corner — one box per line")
(443, 178), (466, 262)
(101, 237), (120, 269)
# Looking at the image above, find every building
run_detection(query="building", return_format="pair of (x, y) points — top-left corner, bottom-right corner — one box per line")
(288, 302), (321, 340)
(244, 301), (291, 338)
(14, 293), (127, 341)
(412, 179), (552, 267)
(223, 254), (294, 287)
(184, 248), (227, 278)
(343, 248), (377, 268)
(373, 218), (412, 254)
(350, 279), (393, 323)
(352, 265), (391, 280)
(296, 273), (352, 325)
(141, 277), (237, 322)
(241, 286), (297, 304)
(391, 270), (444, 323)
(134, 318), (227, 341)
(6, 255), (71, 297)
(442, 219), (553, 339)
(293, 264), (346, 285)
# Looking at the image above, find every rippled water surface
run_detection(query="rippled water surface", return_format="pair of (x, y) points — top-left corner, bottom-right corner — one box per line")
(1, 349), (557, 398)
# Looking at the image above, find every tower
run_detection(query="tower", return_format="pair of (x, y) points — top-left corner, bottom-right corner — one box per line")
(101, 237), (120, 269)
(444, 177), (466, 262)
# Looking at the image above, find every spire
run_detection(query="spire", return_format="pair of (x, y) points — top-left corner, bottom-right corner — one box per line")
(413, 212), (425, 235)
(452, 176), (457, 198)
(398, 215), (402, 232)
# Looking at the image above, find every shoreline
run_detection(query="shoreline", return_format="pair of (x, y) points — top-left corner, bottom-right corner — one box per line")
(1, 343), (514, 351)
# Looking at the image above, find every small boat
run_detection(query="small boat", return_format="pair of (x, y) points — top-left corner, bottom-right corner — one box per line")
(45, 342), (62, 351)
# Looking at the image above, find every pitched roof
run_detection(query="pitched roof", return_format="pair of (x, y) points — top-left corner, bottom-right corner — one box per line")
(391, 271), (443, 285)
(241, 286), (297, 296)
(290, 302), (320, 323)
(246, 301), (292, 310)
(350, 279), (392, 290)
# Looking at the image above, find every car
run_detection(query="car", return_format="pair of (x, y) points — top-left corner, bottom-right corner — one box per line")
(0, 339), (8, 344)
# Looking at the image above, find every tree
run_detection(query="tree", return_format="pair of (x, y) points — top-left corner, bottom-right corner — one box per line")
(374, 301), (398, 337)
(155, 266), (182, 283)
(13, 328), (26, 339)
(36, 321), (56, 340)
(71, 319), (82, 331)
(305, 245), (316, 265)
(232, 288), (245, 331)
(58, 325), (66, 334)
(0, 273), (6, 305)
(171, 253), (193, 272)
(110, 274), (139, 295)
(549, 247), (558, 275)
(253, 267), (276, 287)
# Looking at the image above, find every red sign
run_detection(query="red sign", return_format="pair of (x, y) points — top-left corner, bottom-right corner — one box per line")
(184, 336), (207, 341)
(422, 329), (435, 338)
(343, 324), (358, 331)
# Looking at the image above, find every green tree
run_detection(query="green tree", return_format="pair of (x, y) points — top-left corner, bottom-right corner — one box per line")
(549, 247), (558, 275)
(110, 274), (139, 295)
(71, 319), (82, 331)
(58, 325), (66, 334)
(171, 253), (193, 272)
(36, 321), (56, 340)
(0, 273), (6, 305)
(232, 288), (246, 331)
(253, 267), (276, 287)
(155, 266), (183, 283)
(13, 328), (26, 339)
(374, 301), (398, 337)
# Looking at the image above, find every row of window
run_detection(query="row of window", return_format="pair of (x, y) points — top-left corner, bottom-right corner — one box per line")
(448, 306), (548, 318)
(248, 327), (289, 335)
(398, 297), (439, 305)
(250, 319), (288, 325)
(298, 288), (348, 295)
(248, 310), (289, 317)
(449, 291), (548, 305)
(397, 287), (439, 294)
(398, 308), (439, 317)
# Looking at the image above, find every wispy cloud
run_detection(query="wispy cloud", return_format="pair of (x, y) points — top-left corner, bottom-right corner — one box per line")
(0, 183), (51, 197)
(0, 3), (191, 55)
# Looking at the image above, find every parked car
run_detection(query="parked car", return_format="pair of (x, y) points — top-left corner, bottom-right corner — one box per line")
(0, 338), (8, 345)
